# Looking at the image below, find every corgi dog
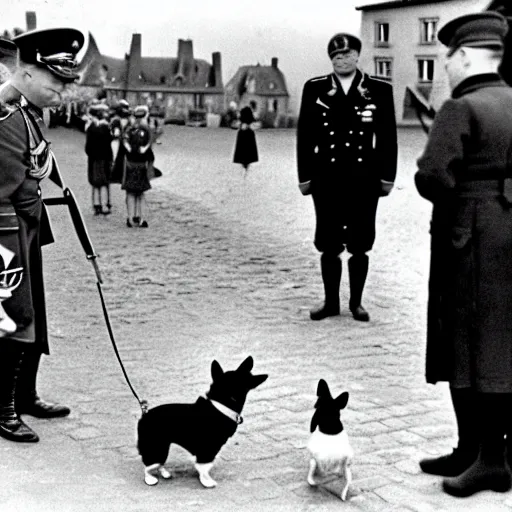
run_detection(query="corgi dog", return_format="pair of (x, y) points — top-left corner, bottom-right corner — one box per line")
(137, 356), (268, 488)
(307, 379), (353, 501)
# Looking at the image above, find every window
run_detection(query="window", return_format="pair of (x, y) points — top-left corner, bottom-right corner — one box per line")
(375, 22), (390, 46)
(194, 94), (204, 109)
(375, 58), (392, 79)
(420, 18), (438, 44)
(417, 58), (435, 82)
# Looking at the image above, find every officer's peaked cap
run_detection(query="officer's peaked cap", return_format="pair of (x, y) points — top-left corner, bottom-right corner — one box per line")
(438, 12), (508, 52)
(0, 38), (17, 59)
(328, 33), (362, 58)
(13, 28), (84, 82)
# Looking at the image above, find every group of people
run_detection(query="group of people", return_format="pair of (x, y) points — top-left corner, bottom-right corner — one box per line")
(1, 9), (512, 503)
(297, 11), (512, 499)
(84, 98), (161, 227)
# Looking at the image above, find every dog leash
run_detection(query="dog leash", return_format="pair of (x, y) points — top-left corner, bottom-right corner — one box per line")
(96, 282), (148, 415)
(42, 157), (148, 416)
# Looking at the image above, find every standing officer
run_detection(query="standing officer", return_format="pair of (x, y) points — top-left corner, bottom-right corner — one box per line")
(415, 12), (512, 497)
(0, 28), (85, 443)
(297, 33), (397, 321)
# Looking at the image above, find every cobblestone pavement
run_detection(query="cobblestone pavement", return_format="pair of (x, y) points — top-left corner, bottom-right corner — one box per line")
(1, 126), (510, 512)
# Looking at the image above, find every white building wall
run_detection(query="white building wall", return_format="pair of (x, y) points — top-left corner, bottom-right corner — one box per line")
(358, 0), (490, 124)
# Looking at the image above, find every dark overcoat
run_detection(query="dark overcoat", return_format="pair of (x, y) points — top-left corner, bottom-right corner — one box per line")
(296, 69), (397, 254)
(0, 88), (55, 354)
(415, 73), (512, 393)
(85, 119), (113, 187)
(233, 106), (258, 167)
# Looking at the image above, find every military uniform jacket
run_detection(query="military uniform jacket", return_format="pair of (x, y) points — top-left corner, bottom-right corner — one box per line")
(0, 85), (55, 351)
(297, 69), (397, 191)
(415, 73), (512, 392)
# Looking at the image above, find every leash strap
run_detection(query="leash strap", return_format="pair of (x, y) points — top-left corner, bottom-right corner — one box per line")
(97, 282), (148, 415)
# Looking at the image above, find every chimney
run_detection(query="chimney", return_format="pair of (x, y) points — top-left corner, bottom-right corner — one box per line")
(212, 52), (222, 87)
(175, 39), (194, 82)
(271, 57), (278, 69)
(26, 11), (37, 31)
(127, 33), (142, 88)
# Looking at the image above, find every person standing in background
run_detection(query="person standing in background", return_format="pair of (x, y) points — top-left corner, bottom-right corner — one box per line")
(85, 103), (113, 215)
(233, 104), (259, 176)
(296, 32), (397, 322)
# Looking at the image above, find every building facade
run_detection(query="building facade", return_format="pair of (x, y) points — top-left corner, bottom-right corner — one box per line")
(224, 58), (290, 128)
(78, 33), (224, 124)
(356, 0), (501, 124)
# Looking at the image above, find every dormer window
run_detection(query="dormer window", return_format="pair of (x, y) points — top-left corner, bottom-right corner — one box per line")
(375, 22), (389, 47)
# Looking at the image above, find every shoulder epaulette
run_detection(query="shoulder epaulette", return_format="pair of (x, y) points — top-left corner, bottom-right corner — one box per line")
(309, 75), (330, 83)
(0, 101), (18, 122)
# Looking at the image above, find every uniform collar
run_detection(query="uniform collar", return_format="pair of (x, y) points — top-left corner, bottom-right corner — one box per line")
(0, 82), (44, 120)
(451, 72), (506, 99)
(331, 68), (362, 96)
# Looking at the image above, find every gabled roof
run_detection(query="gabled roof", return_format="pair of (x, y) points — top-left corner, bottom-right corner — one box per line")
(77, 32), (221, 92)
(356, 0), (454, 11)
(225, 63), (288, 97)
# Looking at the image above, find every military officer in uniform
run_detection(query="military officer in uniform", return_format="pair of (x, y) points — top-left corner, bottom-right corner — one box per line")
(0, 28), (85, 443)
(415, 12), (512, 497)
(297, 33), (398, 322)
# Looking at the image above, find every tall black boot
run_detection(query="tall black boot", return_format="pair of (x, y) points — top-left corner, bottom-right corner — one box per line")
(0, 346), (39, 442)
(310, 253), (341, 321)
(16, 350), (70, 419)
(443, 393), (512, 497)
(420, 387), (479, 476)
(348, 254), (370, 321)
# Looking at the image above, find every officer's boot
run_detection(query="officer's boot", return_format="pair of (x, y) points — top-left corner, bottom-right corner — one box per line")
(420, 387), (479, 476)
(443, 393), (512, 497)
(0, 346), (39, 442)
(16, 349), (70, 419)
(348, 254), (370, 321)
(310, 253), (341, 321)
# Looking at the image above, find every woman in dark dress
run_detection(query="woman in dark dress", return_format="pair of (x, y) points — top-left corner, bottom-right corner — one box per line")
(85, 103), (113, 214)
(122, 105), (154, 228)
(233, 105), (258, 175)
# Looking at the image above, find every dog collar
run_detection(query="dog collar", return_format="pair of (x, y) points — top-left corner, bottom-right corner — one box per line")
(208, 398), (243, 425)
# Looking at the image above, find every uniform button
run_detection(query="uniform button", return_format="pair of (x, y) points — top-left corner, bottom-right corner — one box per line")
(322, 112), (326, 116)
(346, 142), (350, 147)
(358, 146), (362, 150)
(324, 122), (328, 126)
(359, 131), (363, 135)
(358, 158), (363, 162)
(331, 158), (335, 162)
(330, 131), (334, 135)
(37, 189), (41, 196)
(330, 144), (335, 149)
(349, 130), (353, 134)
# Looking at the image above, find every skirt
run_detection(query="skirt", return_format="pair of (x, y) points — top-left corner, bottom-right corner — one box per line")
(233, 128), (258, 167)
(88, 158), (111, 187)
(122, 158), (151, 194)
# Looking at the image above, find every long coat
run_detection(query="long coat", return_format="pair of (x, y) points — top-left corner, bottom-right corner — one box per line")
(296, 69), (397, 254)
(415, 73), (512, 393)
(0, 85), (55, 354)
(85, 119), (113, 187)
(233, 106), (258, 167)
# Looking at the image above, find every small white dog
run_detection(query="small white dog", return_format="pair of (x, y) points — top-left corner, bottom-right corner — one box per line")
(307, 379), (353, 501)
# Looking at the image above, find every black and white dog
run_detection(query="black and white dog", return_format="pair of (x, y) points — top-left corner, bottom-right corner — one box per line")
(137, 356), (267, 487)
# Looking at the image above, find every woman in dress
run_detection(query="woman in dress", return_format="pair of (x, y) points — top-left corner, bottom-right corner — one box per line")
(233, 105), (259, 176)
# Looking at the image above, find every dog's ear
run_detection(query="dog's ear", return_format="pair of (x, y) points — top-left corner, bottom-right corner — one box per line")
(335, 391), (349, 410)
(237, 356), (254, 373)
(211, 360), (224, 381)
(249, 373), (268, 389)
(317, 379), (332, 399)
(310, 410), (319, 433)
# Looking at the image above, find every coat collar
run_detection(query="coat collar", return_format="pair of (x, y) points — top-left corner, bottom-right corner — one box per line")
(451, 73), (506, 99)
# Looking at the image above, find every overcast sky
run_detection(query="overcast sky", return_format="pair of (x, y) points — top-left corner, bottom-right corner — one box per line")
(4, 0), (388, 107)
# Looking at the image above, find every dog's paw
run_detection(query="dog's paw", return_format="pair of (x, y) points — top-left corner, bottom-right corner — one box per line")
(199, 474), (217, 488)
(159, 467), (172, 479)
(144, 473), (159, 486)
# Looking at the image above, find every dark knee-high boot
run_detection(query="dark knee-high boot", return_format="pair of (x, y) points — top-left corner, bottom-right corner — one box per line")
(0, 346), (39, 442)
(310, 253), (341, 321)
(420, 387), (479, 476)
(348, 254), (370, 321)
(443, 393), (512, 497)
(16, 350), (70, 418)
